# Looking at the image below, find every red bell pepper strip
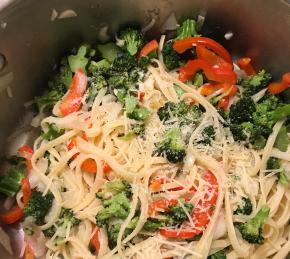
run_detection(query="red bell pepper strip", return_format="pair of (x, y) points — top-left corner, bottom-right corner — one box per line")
(24, 244), (35, 259)
(60, 68), (88, 116)
(173, 37), (232, 64)
(18, 145), (33, 171)
(218, 97), (230, 111)
(237, 57), (256, 76)
(81, 159), (111, 174)
(0, 206), (24, 224)
(148, 198), (178, 216)
(199, 83), (222, 96)
(21, 178), (31, 207)
(90, 227), (100, 253)
(268, 72), (290, 94)
(179, 59), (237, 84)
(139, 40), (159, 57)
(196, 44), (233, 70)
(160, 171), (218, 239)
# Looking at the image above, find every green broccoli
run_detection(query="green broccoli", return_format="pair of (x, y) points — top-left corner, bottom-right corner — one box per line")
(199, 125), (216, 145)
(207, 249), (226, 259)
(162, 41), (183, 70)
(96, 43), (120, 63)
(88, 59), (110, 75)
(106, 180), (132, 197)
(234, 205), (270, 244)
(234, 197), (253, 215)
(155, 128), (186, 163)
(118, 28), (145, 56)
(24, 191), (54, 225)
(176, 19), (199, 39)
(42, 123), (64, 141)
(107, 216), (139, 249)
(274, 126), (290, 152)
(68, 45), (90, 72)
(95, 192), (130, 227)
(143, 218), (164, 232)
(167, 199), (194, 226)
(193, 72), (204, 87)
(157, 101), (189, 122)
(229, 97), (256, 124)
(238, 70), (272, 96)
(266, 157), (289, 186)
(86, 75), (108, 105)
(119, 123), (145, 140)
(128, 107), (150, 121)
(0, 167), (25, 197)
(111, 52), (137, 73)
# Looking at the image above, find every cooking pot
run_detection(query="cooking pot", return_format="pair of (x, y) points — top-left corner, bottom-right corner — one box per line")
(0, 0), (290, 258)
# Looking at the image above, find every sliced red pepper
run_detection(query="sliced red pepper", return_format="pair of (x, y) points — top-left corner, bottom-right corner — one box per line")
(21, 178), (31, 207)
(268, 72), (290, 94)
(90, 227), (100, 253)
(160, 171), (218, 239)
(60, 69), (88, 116)
(139, 92), (145, 102)
(18, 145), (33, 171)
(238, 57), (256, 76)
(173, 37), (232, 64)
(148, 198), (178, 216)
(218, 97), (230, 111)
(199, 83), (222, 96)
(139, 40), (159, 57)
(0, 206), (24, 224)
(179, 59), (237, 84)
(81, 159), (111, 174)
(24, 244), (35, 259)
(196, 44), (233, 71)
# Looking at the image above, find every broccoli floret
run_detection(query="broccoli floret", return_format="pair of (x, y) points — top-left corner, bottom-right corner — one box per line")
(234, 198), (253, 215)
(88, 59), (110, 75)
(162, 41), (182, 70)
(157, 101), (189, 122)
(167, 199), (194, 226)
(193, 72), (204, 87)
(96, 43), (120, 63)
(155, 128), (186, 163)
(42, 123), (64, 141)
(86, 75), (108, 105)
(176, 19), (199, 39)
(229, 97), (256, 124)
(106, 180), (132, 197)
(68, 45), (90, 72)
(207, 249), (226, 259)
(120, 123), (145, 140)
(43, 226), (56, 238)
(274, 126), (290, 152)
(199, 125), (215, 145)
(107, 216), (139, 249)
(95, 192), (130, 227)
(24, 191), (54, 225)
(143, 218), (164, 232)
(0, 167), (25, 197)
(127, 107), (150, 121)
(118, 28), (145, 56)
(234, 205), (270, 244)
(266, 157), (289, 186)
(239, 70), (272, 96)
(111, 52), (137, 73)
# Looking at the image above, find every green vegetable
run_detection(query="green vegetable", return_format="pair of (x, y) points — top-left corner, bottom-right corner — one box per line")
(176, 19), (199, 39)
(229, 97), (256, 124)
(127, 107), (150, 121)
(199, 125), (215, 145)
(162, 41), (183, 71)
(118, 28), (145, 56)
(155, 128), (186, 163)
(42, 123), (64, 141)
(86, 75), (108, 105)
(106, 180), (132, 197)
(120, 123), (145, 140)
(234, 205), (270, 244)
(157, 101), (189, 122)
(24, 191), (54, 225)
(125, 95), (138, 114)
(0, 167), (25, 197)
(238, 70), (272, 96)
(108, 216), (139, 249)
(266, 157), (289, 186)
(193, 72), (203, 87)
(111, 52), (137, 73)
(274, 126), (290, 152)
(234, 197), (253, 215)
(174, 85), (185, 97)
(207, 249), (226, 259)
(68, 45), (89, 72)
(167, 199), (194, 226)
(97, 43), (120, 63)
(143, 218), (164, 232)
(95, 192), (130, 227)
(88, 59), (110, 75)
(278, 171), (289, 186)
(267, 157), (280, 170)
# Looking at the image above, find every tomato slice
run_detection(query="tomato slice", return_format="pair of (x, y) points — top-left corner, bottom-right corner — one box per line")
(60, 69), (88, 116)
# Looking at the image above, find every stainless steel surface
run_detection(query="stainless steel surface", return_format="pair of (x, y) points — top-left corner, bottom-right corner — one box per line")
(0, 0), (290, 257)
